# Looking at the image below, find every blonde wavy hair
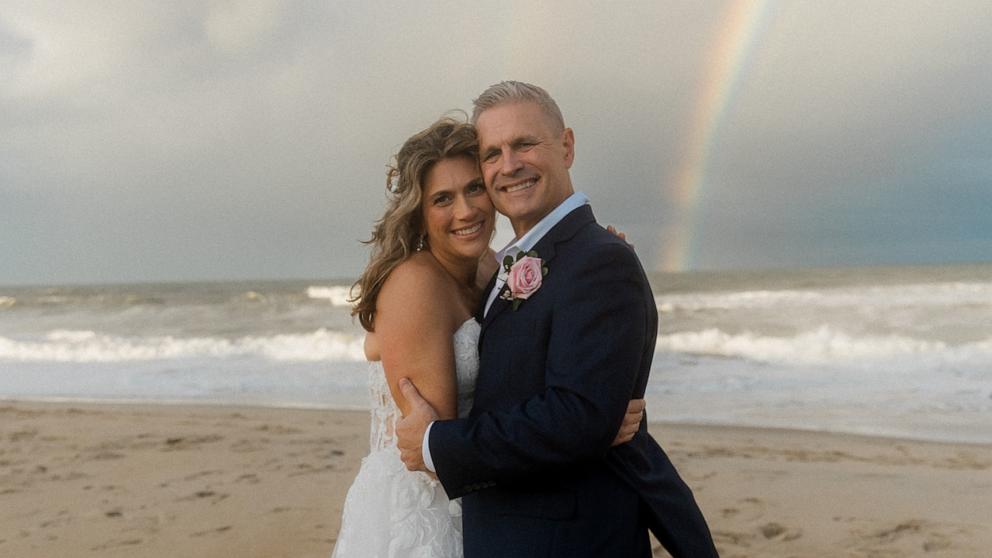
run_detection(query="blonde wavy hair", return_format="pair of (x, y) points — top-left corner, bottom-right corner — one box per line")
(351, 116), (479, 331)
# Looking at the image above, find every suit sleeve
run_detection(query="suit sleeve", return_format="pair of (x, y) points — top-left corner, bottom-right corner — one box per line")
(429, 240), (650, 498)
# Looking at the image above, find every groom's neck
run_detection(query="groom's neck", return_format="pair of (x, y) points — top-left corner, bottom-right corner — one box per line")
(509, 211), (549, 238)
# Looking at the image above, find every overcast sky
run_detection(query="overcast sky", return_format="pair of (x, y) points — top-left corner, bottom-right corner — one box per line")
(2, 1), (990, 285)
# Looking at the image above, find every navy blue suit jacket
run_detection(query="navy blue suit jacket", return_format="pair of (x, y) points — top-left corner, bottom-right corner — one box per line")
(429, 205), (718, 558)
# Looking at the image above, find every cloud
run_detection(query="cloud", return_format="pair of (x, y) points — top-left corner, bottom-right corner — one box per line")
(1, 1), (990, 284)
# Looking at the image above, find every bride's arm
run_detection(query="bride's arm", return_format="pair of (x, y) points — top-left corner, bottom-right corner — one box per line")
(375, 259), (459, 421)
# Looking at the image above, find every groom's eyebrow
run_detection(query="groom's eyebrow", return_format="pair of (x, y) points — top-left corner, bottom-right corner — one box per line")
(480, 145), (500, 161)
(480, 134), (538, 161)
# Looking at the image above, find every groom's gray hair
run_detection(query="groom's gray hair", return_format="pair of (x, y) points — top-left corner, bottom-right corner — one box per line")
(471, 81), (565, 132)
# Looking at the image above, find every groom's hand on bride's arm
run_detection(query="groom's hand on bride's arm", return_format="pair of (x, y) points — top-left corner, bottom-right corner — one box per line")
(396, 378), (439, 473)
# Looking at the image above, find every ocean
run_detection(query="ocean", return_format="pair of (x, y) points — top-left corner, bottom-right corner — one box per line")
(2, 263), (990, 444)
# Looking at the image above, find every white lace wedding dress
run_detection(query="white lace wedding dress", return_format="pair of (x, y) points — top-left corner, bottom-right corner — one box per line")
(331, 318), (479, 558)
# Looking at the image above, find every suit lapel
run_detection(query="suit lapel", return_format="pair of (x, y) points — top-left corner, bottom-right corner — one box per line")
(475, 271), (498, 323)
(480, 205), (596, 334)
(481, 282), (511, 329)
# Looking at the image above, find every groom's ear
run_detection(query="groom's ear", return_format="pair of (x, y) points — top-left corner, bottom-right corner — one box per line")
(561, 127), (575, 169)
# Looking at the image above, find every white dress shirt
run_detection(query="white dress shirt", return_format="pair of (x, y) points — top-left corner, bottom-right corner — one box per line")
(422, 192), (591, 473)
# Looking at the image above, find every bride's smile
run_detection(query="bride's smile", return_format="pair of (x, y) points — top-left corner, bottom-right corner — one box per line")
(422, 156), (495, 265)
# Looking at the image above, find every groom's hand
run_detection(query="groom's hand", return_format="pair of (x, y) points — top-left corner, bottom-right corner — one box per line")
(396, 378), (439, 473)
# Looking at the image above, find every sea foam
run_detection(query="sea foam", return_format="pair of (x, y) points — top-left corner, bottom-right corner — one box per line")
(306, 286), (355, 307)
(656, 281), (992, 312)
(0, 329), (366, 363)
(657, 326), (992, 367)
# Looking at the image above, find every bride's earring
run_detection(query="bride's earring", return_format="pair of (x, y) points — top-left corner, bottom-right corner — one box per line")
(416, 234), (426, 251)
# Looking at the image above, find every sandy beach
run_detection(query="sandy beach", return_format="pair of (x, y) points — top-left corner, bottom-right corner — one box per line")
(1, 401), (989, 557)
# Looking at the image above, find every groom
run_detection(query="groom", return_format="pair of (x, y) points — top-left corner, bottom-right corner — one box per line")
(396, 81), (718, 558)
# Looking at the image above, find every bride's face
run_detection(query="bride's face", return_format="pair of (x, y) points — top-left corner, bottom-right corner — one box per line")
(421, 156), (495, 263)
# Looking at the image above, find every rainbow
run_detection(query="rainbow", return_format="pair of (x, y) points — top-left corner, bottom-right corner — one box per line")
(657, 0), (772, 271)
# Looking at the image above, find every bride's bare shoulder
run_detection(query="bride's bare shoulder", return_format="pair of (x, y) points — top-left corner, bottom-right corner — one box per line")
(383, 252), (447, 289)
(378, 253), (456, 318)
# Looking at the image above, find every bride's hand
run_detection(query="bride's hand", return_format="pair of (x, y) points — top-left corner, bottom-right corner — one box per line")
(606, 225), (633, 248)
(611, 398), (645, 447)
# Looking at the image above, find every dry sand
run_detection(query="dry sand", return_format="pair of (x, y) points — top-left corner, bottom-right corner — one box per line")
(1, 401), (989, 557)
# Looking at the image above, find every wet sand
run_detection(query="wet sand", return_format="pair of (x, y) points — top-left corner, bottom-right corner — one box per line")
(1, 401), (989, 557)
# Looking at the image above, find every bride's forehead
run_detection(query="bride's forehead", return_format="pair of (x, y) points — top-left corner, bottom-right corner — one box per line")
(423, 158), (482, 193)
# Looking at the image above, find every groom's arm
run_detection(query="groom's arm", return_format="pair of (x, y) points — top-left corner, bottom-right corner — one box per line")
(429, 239), (651, 498)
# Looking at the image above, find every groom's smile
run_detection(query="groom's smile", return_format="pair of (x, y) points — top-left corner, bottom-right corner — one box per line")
(498, 178), (537, 194)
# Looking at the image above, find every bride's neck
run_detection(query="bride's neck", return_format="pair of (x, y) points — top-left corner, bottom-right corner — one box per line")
(428, 249), (477, 292)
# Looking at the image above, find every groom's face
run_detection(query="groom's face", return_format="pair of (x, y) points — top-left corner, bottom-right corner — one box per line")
(476, 101), (575, 236)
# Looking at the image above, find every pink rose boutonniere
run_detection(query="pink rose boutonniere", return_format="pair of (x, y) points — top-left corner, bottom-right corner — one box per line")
(500, 250), (548, 310)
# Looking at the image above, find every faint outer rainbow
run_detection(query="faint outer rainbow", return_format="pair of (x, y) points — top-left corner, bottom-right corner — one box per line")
(658, 0), (771, 271)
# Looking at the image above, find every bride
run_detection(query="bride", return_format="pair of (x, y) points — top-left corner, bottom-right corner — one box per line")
(333, 117), (643, 557)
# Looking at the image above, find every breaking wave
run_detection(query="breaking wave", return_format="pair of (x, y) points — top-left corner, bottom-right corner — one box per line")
(657, 326), (992, 366)
(656, 281), (992, 313)
(0, 329), (366, 363)
(306, 286), (355, 307)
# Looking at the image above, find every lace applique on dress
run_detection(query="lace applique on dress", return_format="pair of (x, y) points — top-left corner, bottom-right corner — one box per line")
(332, 319), (480, 558)
(366, 319), (479, 451)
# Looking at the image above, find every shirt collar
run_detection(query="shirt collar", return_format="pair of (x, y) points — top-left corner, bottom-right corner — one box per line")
(495, 192), (590, 263)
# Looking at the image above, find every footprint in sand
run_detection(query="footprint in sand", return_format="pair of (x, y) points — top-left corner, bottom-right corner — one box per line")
(230, 438), (267, 453)
(711, 528), (756, 548)
(727, 496), (766, 522)
(162, 435), (224, 451)
(235, 473), (261, 484)
(90, 538), (143, 551)
(853, 519), (958, 555)
(720, 507), (740, 518)
(39, 513), (73, 529)
(942, 452), (992, 471)
(710, 522), (804, 552)
(254, 424), (303, 435)
(91, 451), (126, 461)
(8, 429), (39, 442)
(871, 519), (925, 543)
(177, 489), (229, 504)
(288, 462), (336, 477)
(759, 522), (803, 542)
(189, 525), (232, 538)
(183, 470), (223, 481)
